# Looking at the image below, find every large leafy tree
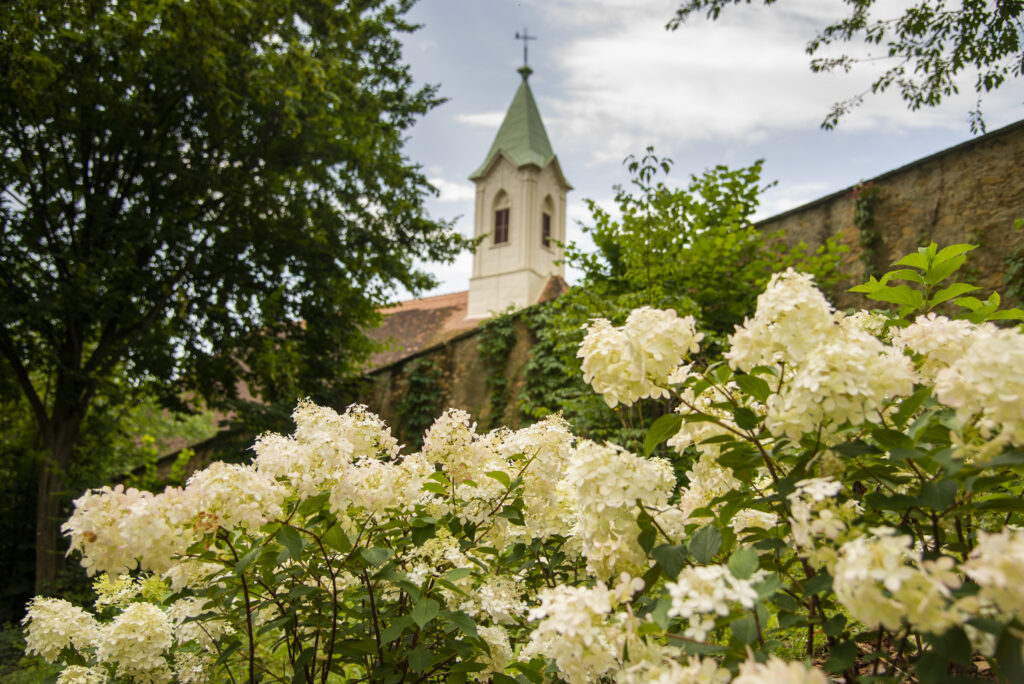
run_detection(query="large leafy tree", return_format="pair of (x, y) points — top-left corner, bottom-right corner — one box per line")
(669, 0), (1024, 132)
(0, 0), (468, 591)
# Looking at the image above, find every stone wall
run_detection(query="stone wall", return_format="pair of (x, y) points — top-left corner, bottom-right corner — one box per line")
(362, 317), (533, 445)
(758, 119), (1024, 307)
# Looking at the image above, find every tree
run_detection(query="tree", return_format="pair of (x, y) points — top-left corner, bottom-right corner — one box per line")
(0, 0), (469, 591)
(668, 0), (1024, 132)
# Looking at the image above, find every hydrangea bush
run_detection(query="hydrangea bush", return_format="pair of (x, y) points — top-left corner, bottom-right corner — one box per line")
(23, 243), (1024, 683)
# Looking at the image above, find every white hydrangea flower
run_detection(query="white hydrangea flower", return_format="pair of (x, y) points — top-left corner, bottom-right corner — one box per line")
(458, 574), (527, 625)
(185, 462), (286, 534)
(96, 602), (173, 682)
(619, 649), (731, 684)
(765, 324), (914, 441)
(732, 656), (829, 684)
(476, 624), (513, 681)
(935, 326), (1024, 446)
(567, 441), (674, 579)
(891, 313), (991, 381)
(833, 528), (961, 633)
(174, 650), (214, 684)
(841, 310), (890, 339)
(731, 508), (778, 535)
(329, 451), (432, 518)
(255, 401), (398, 498)
(962, 528), (1024, 620)
(63, 485), (194, 576)
(665, 564), (763, 641)
(22, 597), (101, 663)
(523, 575), (643, 684)
(93, 573), (139, 610)
(162, 559), (221, 593)
(725, 269), (835, 373)
(167, 597), (231, 651)
(578, 308), (702, 408)
(502, 415), (577, 539)
(56, 665), (107, 684)
(420, 409), (509, 488)
(676, 449), (741, 523)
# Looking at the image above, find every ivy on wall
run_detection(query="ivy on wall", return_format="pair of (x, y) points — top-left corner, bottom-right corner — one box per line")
(476, 310), (519, 428)
(396, 357), (444, 450)
(852, 182), (883, 277)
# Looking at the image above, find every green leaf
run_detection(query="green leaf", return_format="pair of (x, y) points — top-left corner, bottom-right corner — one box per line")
(989, 308), (1024, 321)
(485, 470), (512, 488)
(234, 547), (261, 575)
(411, 523), (436, 546)
(822, 640), (857, 673)
(823, 614), (847, 637)
(886, 267), (926, 284)
(866, 283), (923, 307)
(410, 598), (440, 629)
(444, 567), (473, 582)
(893, 252), (928, 270)
(996, 626), (1024, 684)
(444, 611), (479, 639)
(644, 414), (683, 456)
(918, 479), (957, 510)
(688, 526), (722, 564)
(726, 547), (759, 580)
(423, 481), (448, 495)
(891, 386), (932, 428)
(933, 243), (977, 266)
(638, 526), (657, 554)
(730, 616), (758, 645)
(925, 254), (967, 285)
(409, 645), (432, 674)
(323, 525), (351, 554)
(734, 374), (770, 403)
(929, 282), (978, 307)
(871, 427), (914, 451)
(276, 526), (304, 561)
(732, 407), (759, 430)
(804, 571), (833, 595)
(651, 544), (687, 580)
(360, 547), (393, 567)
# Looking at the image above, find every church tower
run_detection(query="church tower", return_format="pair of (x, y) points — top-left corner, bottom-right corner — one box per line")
(466, 64), (572, 319)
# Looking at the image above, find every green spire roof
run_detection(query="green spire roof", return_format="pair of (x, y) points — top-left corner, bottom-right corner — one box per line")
(470, 67), (556, 179)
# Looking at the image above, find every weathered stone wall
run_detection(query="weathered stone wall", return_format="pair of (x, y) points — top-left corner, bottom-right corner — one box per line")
(758, 119), (1024, 307)
(362, 317), (533, 444)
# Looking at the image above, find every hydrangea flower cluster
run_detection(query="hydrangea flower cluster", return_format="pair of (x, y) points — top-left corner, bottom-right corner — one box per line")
(764, 322), (914, 440)
(962, 528), (1024, 621)
(934, 326), (1024, 446)
(579, 307), (702, 407)
(665, 564), (763, 641)
(833, 528), (961, 634)
(566, 440), (674, 579)
(725, 269), (835, 372)
(523, 574), (644, 684)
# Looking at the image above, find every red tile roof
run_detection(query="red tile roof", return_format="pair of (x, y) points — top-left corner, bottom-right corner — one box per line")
(366, 290), (479, 368)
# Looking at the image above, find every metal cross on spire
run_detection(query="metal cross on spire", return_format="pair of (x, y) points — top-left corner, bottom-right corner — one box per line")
(514, 28), (536, 68)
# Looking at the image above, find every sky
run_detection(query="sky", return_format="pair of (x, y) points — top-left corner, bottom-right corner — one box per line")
(397, 0), (1024, 298)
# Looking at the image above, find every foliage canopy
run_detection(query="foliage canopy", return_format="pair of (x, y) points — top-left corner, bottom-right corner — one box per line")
(0, 0), (468, 590)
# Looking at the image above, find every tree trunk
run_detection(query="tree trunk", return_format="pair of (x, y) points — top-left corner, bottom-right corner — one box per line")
(34, 419), (79, 594)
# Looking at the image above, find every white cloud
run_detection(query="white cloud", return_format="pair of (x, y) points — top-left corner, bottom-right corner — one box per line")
(454, 111), (505, 128)
(428, 177), (476, 203)
(535, 0), (1020, 162)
